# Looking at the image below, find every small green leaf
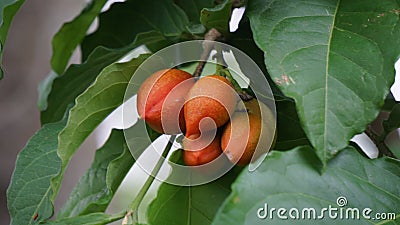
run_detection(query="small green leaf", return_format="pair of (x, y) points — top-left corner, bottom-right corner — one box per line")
(382, 92), (398, 112)
(7, 114), (68, 225)
(186, 23), (207, 35)
(41, 212), (125, 225)
(41, 31), (167, 125)
(148, 150), (240, 225)
(383, 104), (400, 134)
(200, 0), (233, 35)
(50, 0), (107, 74)
(81, 0), (188, 61)
(0, 0), (25, 79)
(37, 71), (57, 111)
(248, 0), (400, 165)
(50, 55), (149, 202)
(212, 147), (400, 225)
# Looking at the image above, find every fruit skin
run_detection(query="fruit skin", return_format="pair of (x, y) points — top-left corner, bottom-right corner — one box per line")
(137, 69), (195, 134)
(183, 132), (222, 166)
(184, 75), (237, 136)
(221, 99), (275, 166)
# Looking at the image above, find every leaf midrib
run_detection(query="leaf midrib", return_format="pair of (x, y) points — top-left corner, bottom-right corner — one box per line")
(323, 0), (341, 163)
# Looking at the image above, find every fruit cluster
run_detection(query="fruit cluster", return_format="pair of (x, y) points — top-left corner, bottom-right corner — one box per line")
(137, 68), (274, 167)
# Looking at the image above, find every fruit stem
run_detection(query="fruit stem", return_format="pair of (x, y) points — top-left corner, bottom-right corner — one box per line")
(214, 48), (253, 101)
(127, 135), (176, 222)
(193, 28), (222, 77)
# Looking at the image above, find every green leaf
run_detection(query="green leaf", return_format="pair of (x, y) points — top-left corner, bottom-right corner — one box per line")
(227, 16), (283, 97)
(384, 102), (400, 157)
(57, 130), (128, 217)
(148, 150), (240, 225)
(7, 115), (67, 225)
(81, 0), (188, 61)
(50, 55), (149, 202)
(43, 0), (190, 118)
(275, 98), (310, 150)
(37, 71), (57, 111)
(383, 103), (400, 134)
(228, 18), (308, 150)
(41, 46), (131, 124)
(40, 33), (160, 124)
(186, 23), (207, 35)
(247, 0), (400, 165)
(41, 212), (125, 225)
(42, 32), (172, 124)
(200, 0), (233, 35)
(0, 0), (25, 79)
(175, 0), (215, 24)
(50, 0), (107, 74)
(382, 92), (398, 112)
(212, 147), (400, 225)
(58, 123), (160, 218)
(41, 0), (189, 123)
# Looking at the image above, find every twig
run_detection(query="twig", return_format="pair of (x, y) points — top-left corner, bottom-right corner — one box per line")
(193, 28), (222, 77)
(365, 125), (397, 158)
(126, 135), (176, 223)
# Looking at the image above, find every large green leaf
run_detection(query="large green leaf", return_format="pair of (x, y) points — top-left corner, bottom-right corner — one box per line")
(227, 18), (308, 150)
(247, 0), (400, 165)
(81, 0), (188, 61)
(57, 130), (128, 218)
(41, 0), (187, 124)
(58, 124), (160, 218)
(41, 46), (128, 123)
(50, 55), (149, 201)
(7, 115), (67, 225)
(50, 0), (107, 74)
(200, 0), (233, 35)
(0, 0), (25, 79)
(41, 0), (190, 124)
(40, 33), (161, 124)
(42, 212), (125, 225)
(148, 150), (240, 225)
(212, 147), (400, 225)
(227, 16), (284, 97)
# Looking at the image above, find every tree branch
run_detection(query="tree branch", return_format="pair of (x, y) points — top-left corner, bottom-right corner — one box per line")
(126, 135), (176, 223)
